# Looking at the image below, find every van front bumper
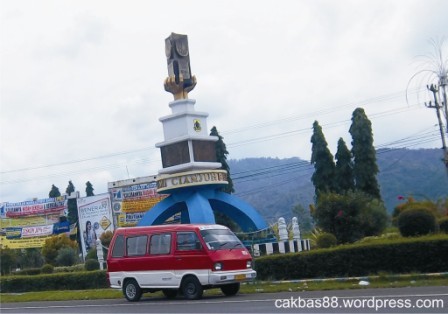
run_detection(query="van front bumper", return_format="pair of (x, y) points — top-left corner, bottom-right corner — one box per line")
(209, 269), (256, 285)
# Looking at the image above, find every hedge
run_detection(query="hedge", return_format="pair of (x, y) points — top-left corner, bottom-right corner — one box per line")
(0, 270), (108, 293)
(255, 236), (448, 280)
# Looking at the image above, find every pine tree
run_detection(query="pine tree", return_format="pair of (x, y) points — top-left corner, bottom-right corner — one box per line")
(210, 126), (239, 230)
(85, 181), (95, 197)
(310, 121), (336, 199)
(334, 137), (354, 194)
(210, 126), (234, 194)
(349, 108), (381, 200)
(65, 181), (78, 224)
(49, 185), (61, 198)
(66, 181), (75, 195)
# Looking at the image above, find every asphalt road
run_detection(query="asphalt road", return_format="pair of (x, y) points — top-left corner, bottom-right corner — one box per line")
(1, 286), (447, 313)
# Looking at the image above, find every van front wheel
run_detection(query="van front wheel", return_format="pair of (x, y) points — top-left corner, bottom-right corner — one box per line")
(221, 283), (240, 296)
(182, 276), (203, 300)
(123, 279), (142, 302)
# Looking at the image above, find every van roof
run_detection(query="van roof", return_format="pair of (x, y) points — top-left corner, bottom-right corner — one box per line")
(113, 224), (229, 235)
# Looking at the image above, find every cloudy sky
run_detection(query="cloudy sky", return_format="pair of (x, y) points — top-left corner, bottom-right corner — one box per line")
(1, 0), (447, 203)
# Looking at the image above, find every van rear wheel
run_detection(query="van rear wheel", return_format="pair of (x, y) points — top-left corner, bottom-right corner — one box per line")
(221, 283), (240, 296)
(181, 276), (203, 300)
(123, 279), (142, 302)
(162, 289), (178, 299)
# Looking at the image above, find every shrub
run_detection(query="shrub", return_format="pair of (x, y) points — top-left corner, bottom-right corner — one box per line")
(85, 259), (100, 271)
(0, 270), (108, 292)
(398, 208), (438, 237)
(15, 268), (41, 276)
(439, 217), (448, 233)
(86, 247), (97, 260)
(393, 198), (442, 226)
(313, 191), (387, 243)
(100, 230), (113, 248)
(41, 234), (78, 265)
(54, 264), (85, 273)
(0, 248), (17, 275)
(316, 233), (337, 248)
(55, 247), (78, 266)
(255, 235), (448, 280)
(41, 264), (54, 274)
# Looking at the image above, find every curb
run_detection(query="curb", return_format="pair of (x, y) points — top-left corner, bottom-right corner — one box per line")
(260, 272), (448, 285)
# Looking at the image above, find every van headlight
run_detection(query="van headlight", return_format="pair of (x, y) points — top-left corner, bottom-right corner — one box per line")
(246, 260), (252, 268)
(214, 262), (223, 271)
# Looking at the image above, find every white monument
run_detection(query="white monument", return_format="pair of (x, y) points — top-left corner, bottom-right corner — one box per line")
(292, 216), (301, 240)
(278, 217), (288, 241)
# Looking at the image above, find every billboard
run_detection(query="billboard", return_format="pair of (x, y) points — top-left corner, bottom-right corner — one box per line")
(2, 196), (67, 218)
(77, 193), (114, 258)
(0, 196), (69, 249)
(108, 176), (168, 227)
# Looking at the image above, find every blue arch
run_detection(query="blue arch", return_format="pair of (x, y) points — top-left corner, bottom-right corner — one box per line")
(137, 189), (268, 232)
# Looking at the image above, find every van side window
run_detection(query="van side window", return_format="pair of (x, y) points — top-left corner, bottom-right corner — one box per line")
(176, 232), (201, 251)
(150, 233), (171, 255)
(112, 235), (125, 258)
(126, 235), (148, 256)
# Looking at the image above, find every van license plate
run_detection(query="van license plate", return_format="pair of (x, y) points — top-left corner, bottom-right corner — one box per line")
(235, 274), (246, 281)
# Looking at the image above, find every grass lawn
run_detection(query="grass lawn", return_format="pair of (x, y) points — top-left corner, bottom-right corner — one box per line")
(2, 273), (447, 303)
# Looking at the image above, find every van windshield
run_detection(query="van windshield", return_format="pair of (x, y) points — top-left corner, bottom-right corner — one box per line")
(200, 229), (244, 250)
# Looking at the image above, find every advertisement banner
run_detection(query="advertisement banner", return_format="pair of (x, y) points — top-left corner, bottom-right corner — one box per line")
(0, 235), (51, 249)
(77, 193), (114, 259)
(109, 179), (167, 226)
(3, 196), (67, 218)
(0, 216), (58, 228)
(5, 227), (22, 239)
(21, 224), (54, 238)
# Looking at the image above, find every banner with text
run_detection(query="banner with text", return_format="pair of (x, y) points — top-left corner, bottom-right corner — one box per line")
(109, 181), (167, 227)
(1, 196), (67, 218)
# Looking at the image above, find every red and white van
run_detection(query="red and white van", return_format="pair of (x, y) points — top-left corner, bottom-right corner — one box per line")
(106, 224), (256, 301)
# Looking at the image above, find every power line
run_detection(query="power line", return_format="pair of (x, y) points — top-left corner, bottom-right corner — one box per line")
(0, 92), (438, 187)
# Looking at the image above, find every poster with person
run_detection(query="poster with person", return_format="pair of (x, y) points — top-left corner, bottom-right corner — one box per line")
(77, 193), (114, 259)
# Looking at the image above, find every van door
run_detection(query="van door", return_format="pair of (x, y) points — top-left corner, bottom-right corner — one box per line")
(174, 231), (209, 284)
(139, 233), (176, 287)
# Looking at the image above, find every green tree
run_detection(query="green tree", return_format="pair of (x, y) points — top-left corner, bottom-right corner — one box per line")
(0, 248), (17, 275)
(55, 247), (78, 266)
(66, 181), (78, 224)
(334, 138), (354, 194)
(210, 126), (234, 193)
(310, 121), (335, 199)
(313, 191), (387, 243)
(41, 234), (78, 265)
(49, 184), (61, 198)
(210, 126), (237, 230)
(17, 248), (44, 269)
(349, 108), (381, 200)
(85, 181), (95, 196)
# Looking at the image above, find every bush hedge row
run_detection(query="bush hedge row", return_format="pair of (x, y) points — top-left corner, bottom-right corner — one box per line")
(0, 270), (108, 293)
(255, 236), (448, 280)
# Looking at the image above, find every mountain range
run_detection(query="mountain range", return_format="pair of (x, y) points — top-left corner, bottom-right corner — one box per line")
(228, 148), (448, 226)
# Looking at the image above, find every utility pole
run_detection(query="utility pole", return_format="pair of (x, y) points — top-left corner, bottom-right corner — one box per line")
(426, 84), (448, 173)
(439, 72), (448, 133)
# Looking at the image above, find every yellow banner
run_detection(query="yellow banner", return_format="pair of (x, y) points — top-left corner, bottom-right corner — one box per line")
(121, 197), (165, 213)
(0, 235), (50, 249)
(0, 216), (53, 228)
